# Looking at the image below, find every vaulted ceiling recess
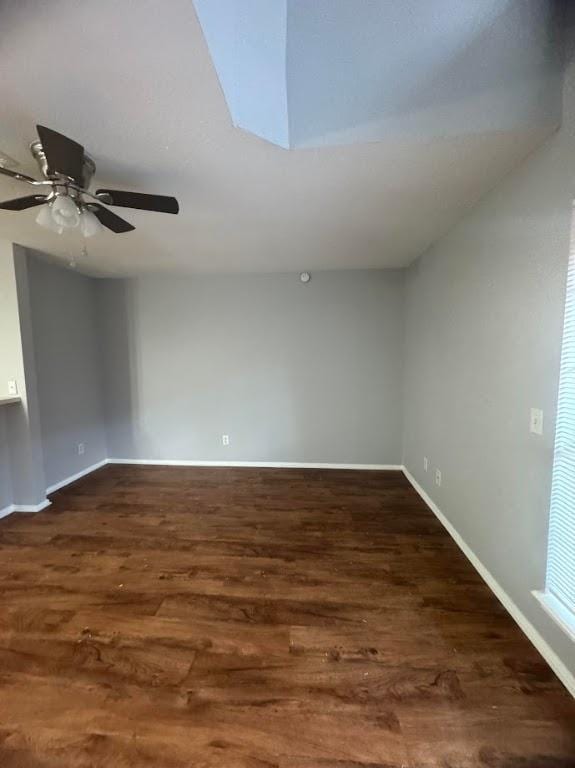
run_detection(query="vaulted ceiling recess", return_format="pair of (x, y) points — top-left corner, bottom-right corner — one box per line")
(193, 0), (563, 149)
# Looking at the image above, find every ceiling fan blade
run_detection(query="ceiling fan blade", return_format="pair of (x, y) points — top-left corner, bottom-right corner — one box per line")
(36, 125), (84, 184)
(0, 166), (39, 184)
(96, 189), (179, 214)
(88, 203), (135, 233)
(0, 194), (48, 210)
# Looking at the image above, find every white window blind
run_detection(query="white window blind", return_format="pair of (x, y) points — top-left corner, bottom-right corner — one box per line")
(543, 204), (575, 637)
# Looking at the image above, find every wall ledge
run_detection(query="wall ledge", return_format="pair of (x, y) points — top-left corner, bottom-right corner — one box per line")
(0, 396), (21, 406)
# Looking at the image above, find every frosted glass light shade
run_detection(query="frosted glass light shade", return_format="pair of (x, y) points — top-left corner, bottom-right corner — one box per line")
(51, 195), (80, 229)
(35, 204), (63, 234)
(80, 208), (104, 238)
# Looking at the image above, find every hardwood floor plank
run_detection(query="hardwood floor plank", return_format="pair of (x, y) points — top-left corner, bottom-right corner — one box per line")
(0, 465), (572, 767)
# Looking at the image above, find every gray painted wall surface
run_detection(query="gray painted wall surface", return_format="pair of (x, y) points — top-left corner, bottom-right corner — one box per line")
(10, 249), (47, 505)
(0, 240), (24, 399)
(0, 242), (19, 509)
(28, 253), (107, 489)
(403, 58), (575, 677)
(0, 413), (12, 510)
(98, 270), (405, 464)
(0, 244), (46, 507)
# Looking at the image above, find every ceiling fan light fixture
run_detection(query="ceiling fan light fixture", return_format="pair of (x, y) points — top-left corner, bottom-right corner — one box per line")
(35, 203), (63, 234)
(2, 125), (179, 236)
(80, 207), (104, 238)
(51, 194), (80, 229)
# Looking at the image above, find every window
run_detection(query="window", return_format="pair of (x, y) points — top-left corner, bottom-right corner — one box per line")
(535, 205), (575, 640)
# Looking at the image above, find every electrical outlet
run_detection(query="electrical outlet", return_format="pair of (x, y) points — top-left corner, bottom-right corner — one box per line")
(423, 457), (429, 472)
(222, 435), (230, 446)
(529, 408), (543, 436)
(435, 469), (442, 487)
(77, 443), (85, 455)
(7, 380), (17, 396)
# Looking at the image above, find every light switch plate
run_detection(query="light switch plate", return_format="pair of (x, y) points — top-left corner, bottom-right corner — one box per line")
(7, 380), (17, 396)
(530, 408), (544, 436)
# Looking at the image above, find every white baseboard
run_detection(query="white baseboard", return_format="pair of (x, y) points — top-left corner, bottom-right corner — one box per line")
(46, 458), (108, 495)
(16, 499), (52, 513)
(0, 505), (14, 520)
(107, 458), (402, 470)
(0, 498), (52, 517)
(402, 465), (575, 699)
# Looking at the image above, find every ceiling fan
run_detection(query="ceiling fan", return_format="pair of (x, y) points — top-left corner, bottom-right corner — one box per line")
(0, 125), (179, 236)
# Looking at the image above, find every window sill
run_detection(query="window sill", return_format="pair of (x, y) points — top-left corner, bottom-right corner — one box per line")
(533, 590), (575, 643)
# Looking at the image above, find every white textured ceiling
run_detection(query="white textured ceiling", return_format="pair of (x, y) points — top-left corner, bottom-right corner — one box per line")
(0, 0), (563, 276)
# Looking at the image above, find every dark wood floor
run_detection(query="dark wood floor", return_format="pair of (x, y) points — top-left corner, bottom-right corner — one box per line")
(0, 466), (573, 767)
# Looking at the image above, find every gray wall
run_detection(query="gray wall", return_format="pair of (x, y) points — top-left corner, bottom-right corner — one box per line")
(0, 240), (24, 399)
(0, 413), (13, 510)
(0, 241), (20, 510)
(98, 270), (405, 464)
(28, 253), (107, 490)
(403, 56), (575, 677)
(0, 243), (46, 508)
